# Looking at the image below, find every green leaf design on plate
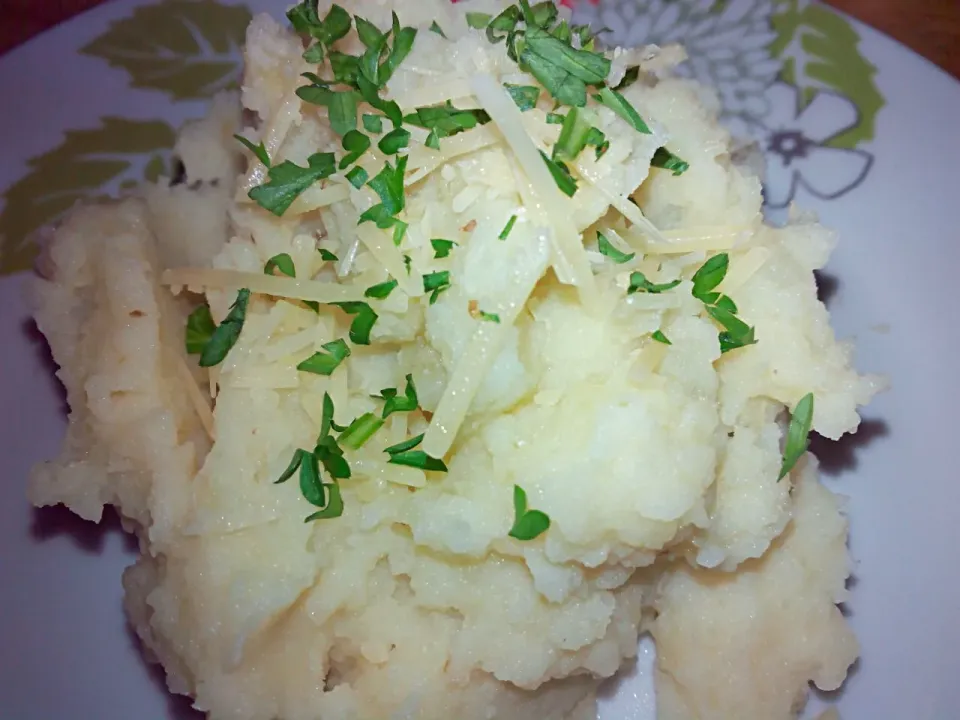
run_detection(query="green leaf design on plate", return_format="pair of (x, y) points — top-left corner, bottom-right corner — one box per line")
(771, 0), (884, 149)
(0, 118), (176, 276)
(81, 0), (252, 100)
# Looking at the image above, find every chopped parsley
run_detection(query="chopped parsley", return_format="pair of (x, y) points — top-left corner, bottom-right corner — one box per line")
(329, 301), (378, 345)
(499, 215), (518, 240)
(479, 310), (501, 323)
(520, 26), (610, 107)
(339, 412), (385, 450)
(264, 253), (296, 278)
(319, 248), (339, 262)
(198, 288), (250, 368)
(423, 271), (452, 304)
(185, 304), (215, 355)
(430, 238), (457, 258)
(508, 485), (550, 541)
(651, 330), (672, 345)
(358, 156), (407, 229)
(553, 107), (594, 163)
(379, 374), (418, 419)
(387, 450), (448, 472)
(466, 12), (492, 29)
(779, 393), (815, 480)
(297, 339), (352, 376)
(287, 2), (352, 63)
(596, 232), (635, 264)
(249, 152), (337, 217)
(593, 86), (651, 133)
(365, 278), (399, 299)
(304, 482), (344, 521)
(651, 147), (690, 176)
(429, 20), (447, 38)
(403, 104), (490, 140)
(345, 166), (369, 188)
(539, 151), (577, 197)
(340, 130), (371, 169)
(363, 113), (384, 133)
(234, 134), (270, 167)
(384, 433), (425, 455)
(378, 127), (411, 155)
(691, 253), (758, 354)
(628, 271), (680, 295)
(505, 84), (541, 111)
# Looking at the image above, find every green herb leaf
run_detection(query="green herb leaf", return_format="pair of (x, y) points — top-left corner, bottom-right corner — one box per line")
(329, 301), (379, 345)
(363, 113), (383, 133)
(508, 485), (550, 541)
(529, 1), (559, 28)
(651, 330), (671, 345)
(316, 435), (351, 480)
(378, 127), (411, 155)
(303, 481), (344, 521)
(392, 219), (408, 246)
(329, 51), (360, 85)
(275, 449), (307, 485)
(387, 450), (447, 472)
(521, 27), (610, 107)
(358, 156), (407, 227)
(539, 151), (578, 197)
(403, 254), (412, 274)
(499, 215), (518, 240)
(249, 153), (337, 216)
(356, 74), (403, 127)
(553, 106), (593, 162)
(264, 253), (296, 278)
(466, 12), (493, 29)
(365, 278), (398, 299)
(429, 20), (447, 38)
(546, 112), (565, 125)
(380, 374), (418, 419)
(185, 304), (216, 355)
(707, 305), (757, 354)
(651, 147), (690, 175)
(199, 288), (250, 368)
(297, 338), (352, 376)
(328, 90), (358, 136)
(354, 15), (384, 48)
(479, 310), (501, 323)
(425, 129), (441, 150)
(380, 17), (417, 85)
(505, 84), (541, 111)
(339, 412), (385, 450)
(779, 393), (815, 480)
(319, 392), (347, 442)
(597, 232), (635, 264)
(403, 104), (489, 139)
(691, 254), (729, 300)
(628, 272), (680, 295)
(423, 270), (451, 304)
(593, 86), (651, 133)
(585, 126), (609, 159)
(234, 134), (271, 167)
(384, 433), (425, 455)
(431, 238), (456, 258)
(319, 248), (339, 262)
(614, 66), (640, 90)
(346, 165), (369, 189)
(484, 6), (522, 43)
(299, 450), (326, 506)
(340, 129), (371, 169)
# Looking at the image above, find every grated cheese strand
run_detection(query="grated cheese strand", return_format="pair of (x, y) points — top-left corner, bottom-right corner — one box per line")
(423, 229), (551, 458)
(161, 268), (364, 304)
(470, 74), (597, 307)
(239, 93), (303, 194)
(172, 350), (215, 440)
(356, 224), (422, 297)
(287, 183), (351, 216)
(571, 158), (667, 244)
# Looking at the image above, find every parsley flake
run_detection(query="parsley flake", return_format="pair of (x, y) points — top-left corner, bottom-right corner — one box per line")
(329, 301), (378, 345)
(651, 330), (672, 345)
(628, 272), (680, 295)
(384, 433), (425, 455)
(466, 12), (493, 29)
(429, 20), (447, 38)
(363, 113), (384, 133)
(297, 339), (352, 376)
(346, 166), (369, 189)
(508, 485), (550, 541)
(423, 271), (451, 304)
(779, 393), (815, 480)
(339, 412), (385, 450)
(597, 232), (635, 264)
(499, 215), (518, 240)
(539, 151), (578, 197)
(365, 278), (399, 299)
(319, 249), (339, 262)
(199, 289), (250, 368)
(340, 130), (371, 169)
(264, 253), (296, 278)
(379, 374), (418, 419)
(593, 86), (651, 133)
(359, 157), (407, 228)
(691, 253), (729, 300)
(185, 304), (215, 355)
(387, 451), (448, 472)
(505, 84), (541, 111)
(651, 147), (690, 175)
(431, 238), (457, 258)
(249, 152), (337, 216)
(234, 134), (270, 167)
(479, 310), (501, 323)
(378, 127), (411, 155)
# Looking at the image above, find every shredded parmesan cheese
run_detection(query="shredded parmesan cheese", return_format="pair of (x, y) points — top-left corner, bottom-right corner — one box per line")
(161, 268), (364, 303)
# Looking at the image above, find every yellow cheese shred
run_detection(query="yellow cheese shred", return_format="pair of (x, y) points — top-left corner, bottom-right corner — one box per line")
(162, 268), (364, 304)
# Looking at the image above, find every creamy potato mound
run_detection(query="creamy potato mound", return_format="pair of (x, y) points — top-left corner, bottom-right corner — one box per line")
(28, 1), (880, 718)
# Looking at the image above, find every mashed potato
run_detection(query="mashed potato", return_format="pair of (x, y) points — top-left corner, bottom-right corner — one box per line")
(27, 1), (880, 718)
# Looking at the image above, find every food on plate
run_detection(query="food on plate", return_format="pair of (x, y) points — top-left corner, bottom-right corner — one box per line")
(27, 1), (881, 718)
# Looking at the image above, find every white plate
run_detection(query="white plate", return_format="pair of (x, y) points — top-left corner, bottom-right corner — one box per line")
(1, 1), (958, 718)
